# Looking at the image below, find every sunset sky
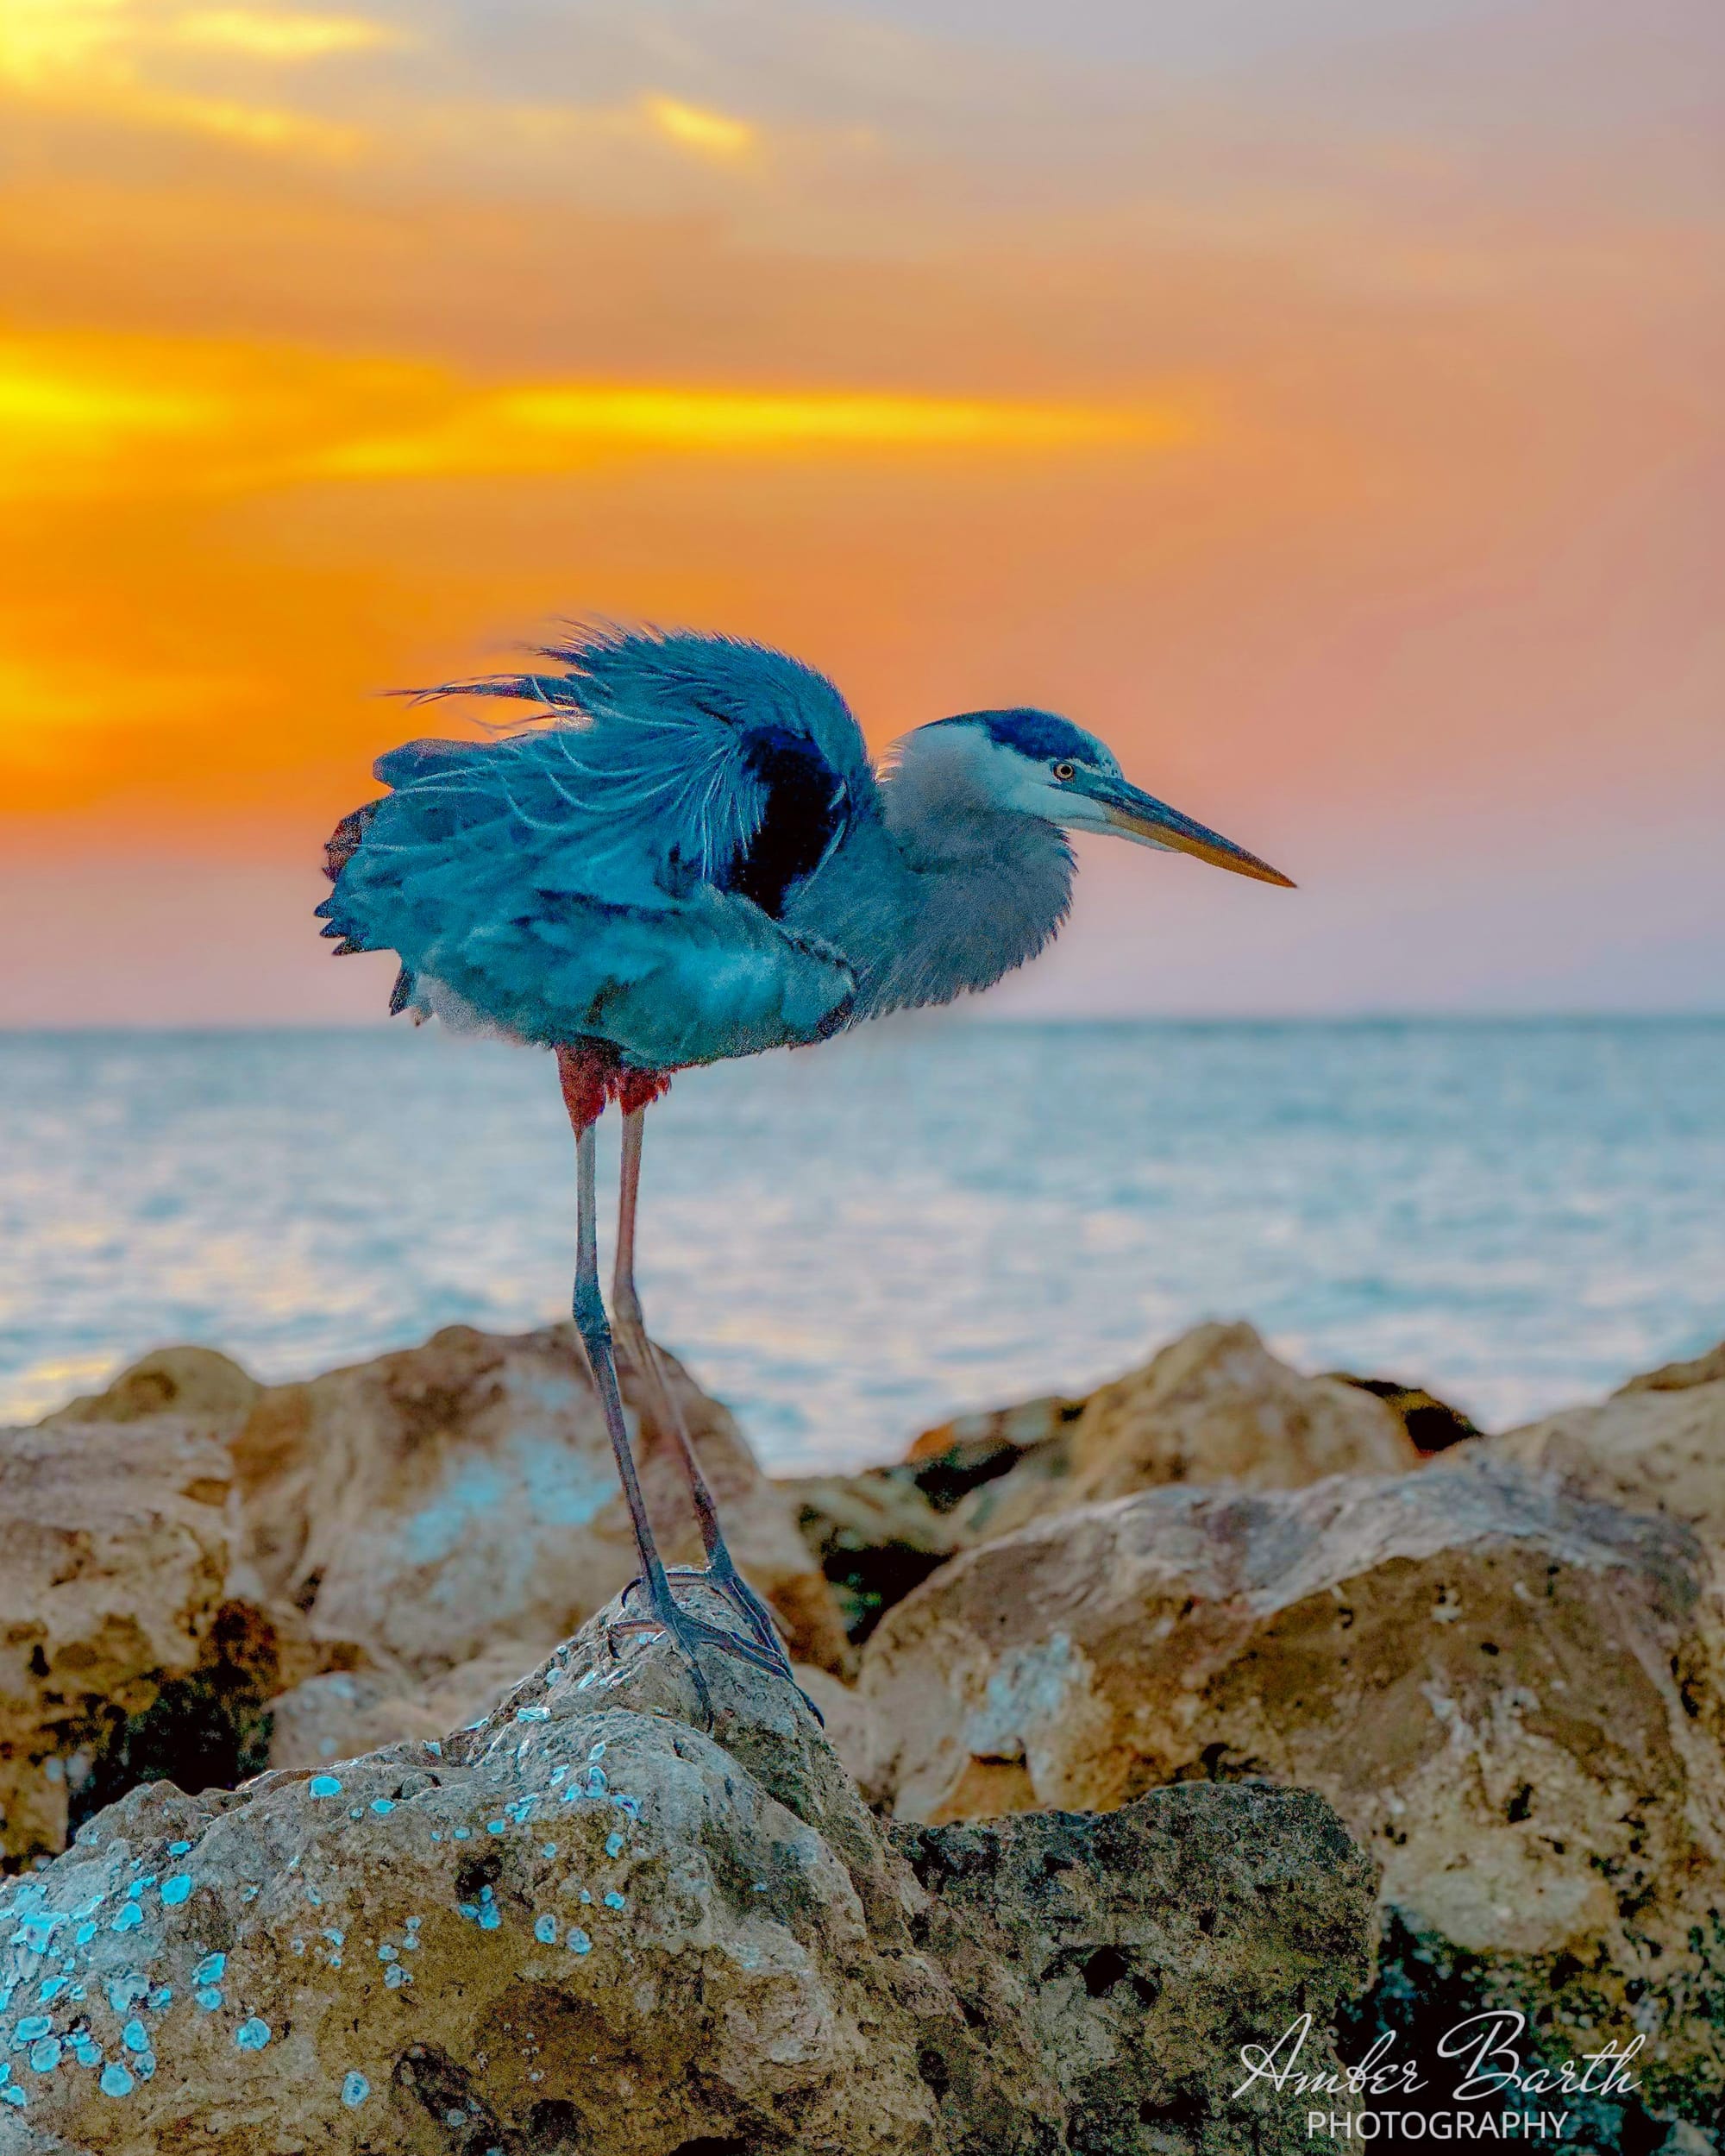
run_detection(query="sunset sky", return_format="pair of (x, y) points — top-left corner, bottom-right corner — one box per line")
(3, 0), (1720, 1021)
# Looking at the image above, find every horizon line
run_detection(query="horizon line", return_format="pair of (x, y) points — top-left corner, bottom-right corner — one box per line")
(3, 1009), (1723, 1038)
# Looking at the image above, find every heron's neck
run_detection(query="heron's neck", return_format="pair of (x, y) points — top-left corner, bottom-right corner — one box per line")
(791, 778), (1076, 1019)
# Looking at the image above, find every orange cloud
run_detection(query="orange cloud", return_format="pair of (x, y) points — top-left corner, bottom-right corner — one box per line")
(1, 0), (402, 75)
(0, 0), (376, 156)
(642, 94), (756, 160)
(0, 328), (1208, 506)
(313, 380), (1202, 479)
(167, 9), (407, 59)
(0, 656), (260, 777)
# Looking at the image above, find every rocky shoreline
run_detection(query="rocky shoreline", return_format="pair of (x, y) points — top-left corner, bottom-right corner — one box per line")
(3, 1320), (1724, 2150)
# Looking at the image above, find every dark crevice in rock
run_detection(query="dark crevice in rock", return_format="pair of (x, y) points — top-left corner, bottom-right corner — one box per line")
(1137, 2087), (1208, 2132)
(68, 1600), (284, 1833)
(395, 2044), (506, 2149)
(454, 1849), (505, 1901)
(1080, 1945), (1131, 1997)
(916, 2043), (953, 2096)
(823, 1538), (950, 1644)
(524, 2098), (581, 2150)
(905, 1423), (1076, 1513)
(1327, 1372), (1480, 1455)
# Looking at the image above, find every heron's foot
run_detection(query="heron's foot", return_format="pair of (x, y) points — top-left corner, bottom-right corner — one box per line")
(664, 1558), (791, 1671)
(660, 1569), (826, 1729)
(602, 1590), (724, 1728)
(612, 1573), (825, 1728)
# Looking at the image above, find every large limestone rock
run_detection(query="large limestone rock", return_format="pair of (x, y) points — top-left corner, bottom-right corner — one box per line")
(944, 1321), (1419, 1543)
(1440, 1336), (1725, 1541)
(41, 1348), (261, 1441)
(1623, 1340), (1725, 1395)
(0, 1419), (232, 1866)
(859, 1461), (1725, 2125)
(229, 1321), (848, 1679)
(0, 1600), (1376, 2154)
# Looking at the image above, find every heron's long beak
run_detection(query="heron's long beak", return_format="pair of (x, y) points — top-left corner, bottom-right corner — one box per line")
(1082, 775), (1295, 887)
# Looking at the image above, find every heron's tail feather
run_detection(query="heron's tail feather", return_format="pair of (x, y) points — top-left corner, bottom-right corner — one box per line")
(323, 797), (380, 885)
(316, 798), (386, 957)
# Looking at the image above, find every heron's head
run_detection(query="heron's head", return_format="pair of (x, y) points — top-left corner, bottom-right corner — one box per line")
(902, 708), (1293, 886)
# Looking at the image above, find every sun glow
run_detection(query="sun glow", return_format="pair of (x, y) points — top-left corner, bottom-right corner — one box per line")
(0, 362), (216, 437)
(0, 0), (133, 84)
(0, 343), (230, 498)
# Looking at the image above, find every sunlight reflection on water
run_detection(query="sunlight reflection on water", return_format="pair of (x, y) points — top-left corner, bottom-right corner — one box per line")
(3, 1018), (1722, 1469)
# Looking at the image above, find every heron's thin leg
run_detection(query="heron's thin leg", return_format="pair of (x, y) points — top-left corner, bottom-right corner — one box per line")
(569, 1118), (715, 1725)
(612, 1107), (799, 1683)
(612, 1108), (724, 1549)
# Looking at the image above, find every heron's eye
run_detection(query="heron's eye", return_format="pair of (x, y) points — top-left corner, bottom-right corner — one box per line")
(1051, 761), (1076, 782)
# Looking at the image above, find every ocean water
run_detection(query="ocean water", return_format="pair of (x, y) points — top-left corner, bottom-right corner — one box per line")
(2, 1019), (1722, 1470)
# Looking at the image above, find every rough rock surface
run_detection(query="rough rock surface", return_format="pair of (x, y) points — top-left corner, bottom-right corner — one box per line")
(941, 1322), (1419, 1543)
(266, 1646), (543, 1773)
(907, 1358), (1471, 1485)
(1440, 1336), (1725, 1541)
(906, 1390), (1081, 1464)
(267, 1653), (866, 1785)
(231, 1322), (848, 1679)
(0, 1600), (1376, 2154)
(0, 1419), (233, 1867)
(780, 1393), (1081, 1645)
(859, 1461), (1725, 2125)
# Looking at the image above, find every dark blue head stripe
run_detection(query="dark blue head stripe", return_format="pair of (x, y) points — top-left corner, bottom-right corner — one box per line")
(932, 708), (1099, 765)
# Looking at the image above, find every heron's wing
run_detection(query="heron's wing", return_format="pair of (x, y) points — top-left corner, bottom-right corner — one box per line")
(403, 878), (857, 1065)
(402, 624), (875, 916)
(317, 627), (871, 1057)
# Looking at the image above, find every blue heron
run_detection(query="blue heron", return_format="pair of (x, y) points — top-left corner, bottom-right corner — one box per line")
(317, 625), (1291, 1715)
